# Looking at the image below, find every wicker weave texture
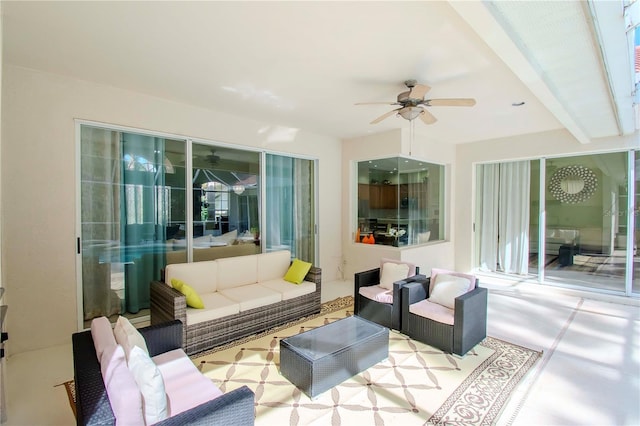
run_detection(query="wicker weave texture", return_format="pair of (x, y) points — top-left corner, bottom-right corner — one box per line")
(152, 265), (322, 356)
(280, 316), (389, 398)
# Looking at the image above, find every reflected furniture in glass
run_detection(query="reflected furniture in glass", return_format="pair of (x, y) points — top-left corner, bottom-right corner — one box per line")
(280, 315), (388, 398)
(353, 259), (420, 330)
(356, 156), (444, 247)
(401, 269), (487, 356)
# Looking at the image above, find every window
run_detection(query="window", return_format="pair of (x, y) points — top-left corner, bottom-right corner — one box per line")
(356, 156), (444, 247)
(79, 124), (318, 326)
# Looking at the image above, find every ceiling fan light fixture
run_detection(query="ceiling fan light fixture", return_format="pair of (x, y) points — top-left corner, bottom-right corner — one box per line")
(398, 106), (423, 121)
(232, 184), (245, 195)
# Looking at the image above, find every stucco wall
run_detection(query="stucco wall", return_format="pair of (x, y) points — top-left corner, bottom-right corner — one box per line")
(1, 65), (342, 355)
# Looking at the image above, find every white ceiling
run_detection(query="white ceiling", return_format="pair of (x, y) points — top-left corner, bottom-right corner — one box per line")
(2, 1), (635, 144)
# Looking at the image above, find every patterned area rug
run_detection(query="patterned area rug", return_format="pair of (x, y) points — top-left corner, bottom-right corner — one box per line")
(60, 296), (542, 425)
(195, 297), (542, 425)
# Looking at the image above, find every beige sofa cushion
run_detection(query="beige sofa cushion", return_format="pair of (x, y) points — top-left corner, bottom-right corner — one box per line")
(185, 292), (239, 325)
(257, 250), (291, 282)
(165, 260), (218, 295)
(216, 255), (258, 290)
(259, 279), (316, 301)
(219, 284), (282, 311)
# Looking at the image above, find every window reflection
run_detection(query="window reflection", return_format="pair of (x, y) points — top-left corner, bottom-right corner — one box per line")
(356, 157), (444, 247)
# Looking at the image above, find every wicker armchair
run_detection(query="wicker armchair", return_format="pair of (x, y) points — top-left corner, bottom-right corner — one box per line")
(354, 259), (421, 330)
(400, 269), (487, 356)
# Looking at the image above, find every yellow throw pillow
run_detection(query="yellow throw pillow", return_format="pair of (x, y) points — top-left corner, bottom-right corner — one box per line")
(284, 258), (312, 285)
(170, 278), (204, 309)
(170, 278), (184, 291)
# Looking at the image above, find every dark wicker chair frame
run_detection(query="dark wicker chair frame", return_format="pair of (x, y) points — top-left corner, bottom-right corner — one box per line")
(354, 266), (423, 330)
(401, 276), (487, 356)
(72, 320), (255, 426)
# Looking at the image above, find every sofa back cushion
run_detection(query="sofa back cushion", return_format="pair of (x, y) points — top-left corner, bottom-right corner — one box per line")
(100, 345), (144, 425)
(90, 316), (116, 361)
(258, 250), (291, 282)
(216, 254), (258, 290)
(165, 260), (218, 295)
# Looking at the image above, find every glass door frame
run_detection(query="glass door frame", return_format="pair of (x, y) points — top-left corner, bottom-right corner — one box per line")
(76, 120), (320, 330)
(474, 149), (638, 298)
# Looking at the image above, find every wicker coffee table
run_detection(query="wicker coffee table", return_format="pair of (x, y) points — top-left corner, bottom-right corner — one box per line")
(279, 315), (389, 398)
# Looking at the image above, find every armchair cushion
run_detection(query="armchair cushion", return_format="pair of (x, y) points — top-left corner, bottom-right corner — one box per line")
(409, 299), (454, 325)
(379, 261), (412, 290)
(359, 285), (393, 304)
(429, 268), (476, 294)
(428, 274), (473, 309)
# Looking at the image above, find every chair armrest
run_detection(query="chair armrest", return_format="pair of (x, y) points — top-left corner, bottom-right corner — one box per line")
(392, 274), (427, 304)
(139, 320), (183, 357)
(354, 268), (381, 314)
(454, 287), (488, 330)
(155, 386), (255, 426)
(354, 268), (381, 292)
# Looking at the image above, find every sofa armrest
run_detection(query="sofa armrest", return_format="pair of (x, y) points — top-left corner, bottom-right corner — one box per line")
(140, 320), (183, 357)
(151, 280), (187, 349)
(150, 281), (186, 325)
(305, 266), (322, 285)
(155, 386), (255, 426)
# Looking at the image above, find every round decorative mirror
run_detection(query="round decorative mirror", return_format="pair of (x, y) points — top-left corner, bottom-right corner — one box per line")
(549, 165), (597, 204)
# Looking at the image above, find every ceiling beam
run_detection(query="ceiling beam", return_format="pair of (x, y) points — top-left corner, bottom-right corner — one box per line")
(449, 0), (592, 144)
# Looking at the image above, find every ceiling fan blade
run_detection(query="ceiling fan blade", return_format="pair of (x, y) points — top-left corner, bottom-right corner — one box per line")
(355, 102), (398, 105)
(371, 108), (401, 124)
(408, 84), (431, 99)
(419, 109), (438, 125)
(427, 98), (476, 107)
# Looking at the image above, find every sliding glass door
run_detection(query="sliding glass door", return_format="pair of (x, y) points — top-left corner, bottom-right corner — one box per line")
(79, 124), (319, 327)
(265, 154), (316, 263)
(80, 126), (185, 326)
(475, 150), (637, 296)
(543, 153), (628, 292)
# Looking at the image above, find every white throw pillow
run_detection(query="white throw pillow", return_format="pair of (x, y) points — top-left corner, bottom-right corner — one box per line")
(113, 316), (149, 361)
(428, 274), (471, 309)
(379, 262), (410, 290)
(128, 346), (168, 425)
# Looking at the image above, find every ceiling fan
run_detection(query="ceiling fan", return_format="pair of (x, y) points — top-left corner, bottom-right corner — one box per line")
(356, 79), (476, 125)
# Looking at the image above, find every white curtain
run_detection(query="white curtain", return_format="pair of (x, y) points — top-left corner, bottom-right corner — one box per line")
(478, 161), (530, 275)
(478, 164), (499, 272)
(498, 161), (530, 274)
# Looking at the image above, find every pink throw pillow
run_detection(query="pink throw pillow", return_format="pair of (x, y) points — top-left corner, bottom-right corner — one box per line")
(100, 345), (144, 425)
(90, 316), (116, 361)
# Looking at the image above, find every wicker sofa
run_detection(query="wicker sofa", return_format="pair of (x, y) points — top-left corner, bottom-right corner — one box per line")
(72, 320), (255, 426)
(151, 250), (322, 355)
